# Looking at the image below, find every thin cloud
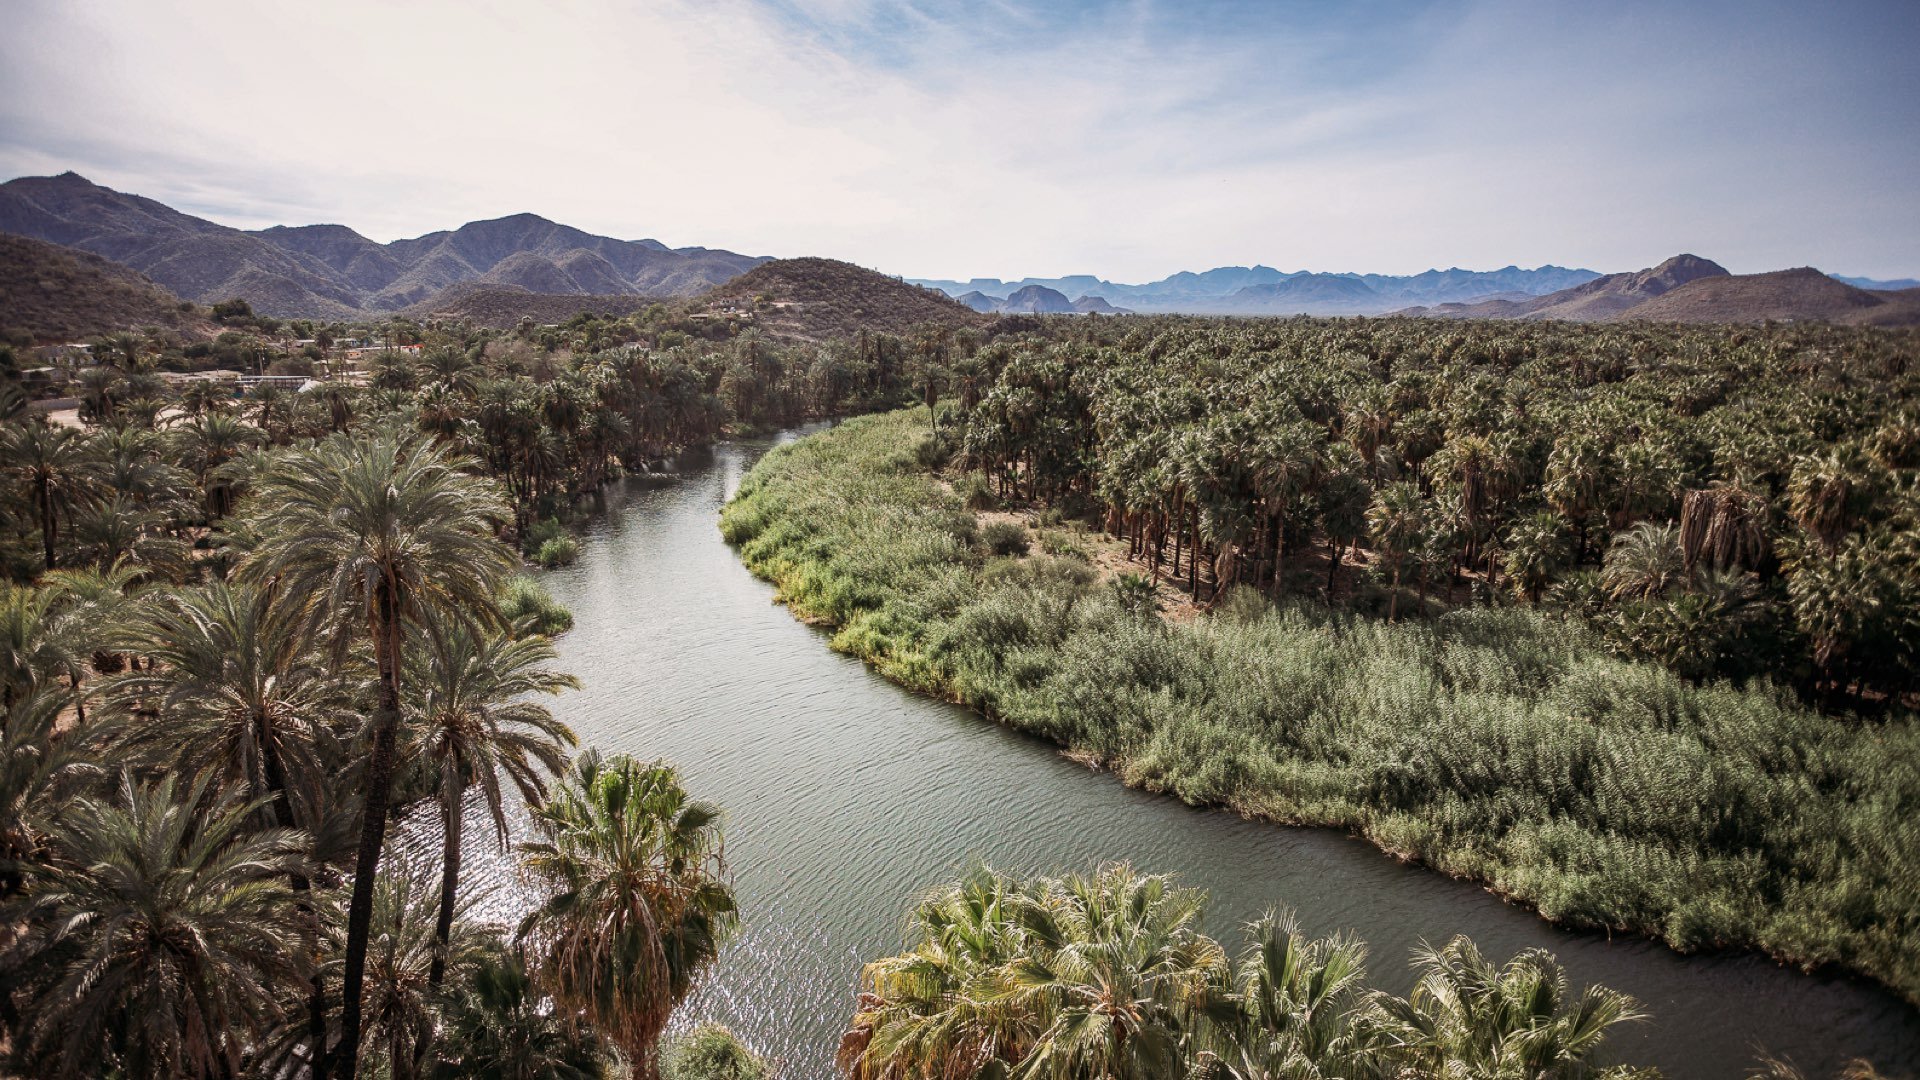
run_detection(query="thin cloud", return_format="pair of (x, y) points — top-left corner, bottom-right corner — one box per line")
(0, 0), (1914, 279)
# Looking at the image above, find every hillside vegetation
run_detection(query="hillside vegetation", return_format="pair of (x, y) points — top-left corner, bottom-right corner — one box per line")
(696, 257), (992, 340)
(721, 408), (1920, 1007)
(0, 233), (209, 342)
(0, 171), (765, 317)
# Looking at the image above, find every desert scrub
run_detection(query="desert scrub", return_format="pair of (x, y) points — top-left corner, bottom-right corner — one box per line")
(980, 520), (1031, 556)
(721, 409), (1920, 1006)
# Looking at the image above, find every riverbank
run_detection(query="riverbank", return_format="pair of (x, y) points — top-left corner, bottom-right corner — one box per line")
(719, 409), (1920, 1009)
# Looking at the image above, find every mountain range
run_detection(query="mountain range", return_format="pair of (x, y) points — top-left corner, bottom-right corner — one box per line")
(0, 172), (767, 319)
(911, 263), (1606, 315)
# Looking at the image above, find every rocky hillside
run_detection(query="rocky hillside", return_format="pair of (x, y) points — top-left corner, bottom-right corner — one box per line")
(0, 172), (766, 319)
(1627, 268), (1920, 326)
(1398, 255), (1920, 326)
(998, 284), (1074, 313)
(694, 258), (991, 340)
(400, 283), (659, 328)
(0, 233), (210, 342)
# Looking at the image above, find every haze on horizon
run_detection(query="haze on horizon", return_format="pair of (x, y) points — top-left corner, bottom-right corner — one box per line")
(1, 0), (1915, 282)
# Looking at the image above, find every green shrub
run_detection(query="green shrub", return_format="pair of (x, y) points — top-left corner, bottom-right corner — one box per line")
(536, 535), (580, 568)
(498, 575), (574, 635)
(661, 1023), (766, 1080)
(980, 520), (1031, 556)
(955, 471), (997, 510)
(1039, 530), (1089, 559)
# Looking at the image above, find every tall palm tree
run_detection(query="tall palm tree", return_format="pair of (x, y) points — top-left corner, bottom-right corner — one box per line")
(102, 581), (349, 833)
(1366, 481), (1428, 621)
(1365, 937), (1652, 1079)
(239, 426), (514, 1079)
(404, 613), (578, 986)
(2, 772), (309, 1080)
(518, 751), (737, 1079)
(432, 948), (616, 1080)
(1, 421), (97, 570)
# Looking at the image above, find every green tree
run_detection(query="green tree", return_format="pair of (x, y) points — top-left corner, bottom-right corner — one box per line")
(404, 614), (578, 986)
(518, 752), (738, 1079)
(3, 773), (308, 1079)
(239, 426), (513, 1079)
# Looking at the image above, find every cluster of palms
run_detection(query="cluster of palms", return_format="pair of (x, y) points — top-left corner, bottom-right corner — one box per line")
(841, 864), (1659, 1080)
(4, 308), (934, 559)
(0, 416), (736, 1077)
(951, 316), (1920, 704)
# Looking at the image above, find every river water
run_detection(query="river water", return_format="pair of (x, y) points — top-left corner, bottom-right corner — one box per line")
(437, 430), (1920, 1079)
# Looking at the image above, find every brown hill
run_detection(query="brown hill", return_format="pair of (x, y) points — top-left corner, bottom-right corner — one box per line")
(695, 257), (991, 340)
(1624, 267), (1920, 326)
(1514, 254), (1728, 320)
(0, 233), (211, 342)
(401, 283), (658, 328)
(0, 173), (766, 318)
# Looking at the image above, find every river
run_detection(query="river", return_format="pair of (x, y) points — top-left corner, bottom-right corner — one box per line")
(431, 430), (1920, 1079)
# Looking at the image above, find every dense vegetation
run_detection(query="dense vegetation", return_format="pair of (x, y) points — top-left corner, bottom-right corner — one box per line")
(945, 316), (1920, 706)
(4, 305), (1914, 1076)
(720, 407), (1920, 1008)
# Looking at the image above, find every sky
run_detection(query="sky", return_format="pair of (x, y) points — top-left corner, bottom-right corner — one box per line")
(1, 0), (1916, 281)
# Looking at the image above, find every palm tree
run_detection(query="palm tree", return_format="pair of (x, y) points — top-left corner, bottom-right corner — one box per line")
(404, 613), (578, 986)
(171, 411), (263, 520)
(1366, 936), (1651, 1079)
(1678, 475), (1770, 574)
(102, 581), (349, 833)
(1503, 511), (1568, 605)
(1601, 522), (1689, 601)
(1367, 481), (1428, 621)
(1786, 449), (1877, 555)
(840, 868), (1038, 1080)
(333, 865), (494, 1080)
(433, 948), (616, 1080)
(2, 772), (309, 1079)
(1, 421), (97, 570)
(0, 583), (78, 709)
(1209, 911), (1375, 1079)
(0, 689), (91, 901)
(239, 426), (514, 1079)
(995, 865), (1227, 1080)
(518, 751), (738, 1079)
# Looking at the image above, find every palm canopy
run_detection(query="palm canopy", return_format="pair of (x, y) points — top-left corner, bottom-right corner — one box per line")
(517, 750), (737, 1076)
(1365, 936), (1652, 1080)
(100, 580), (354, 830)
(235, 423), (514, 656)
(2, 772), (309, 1080)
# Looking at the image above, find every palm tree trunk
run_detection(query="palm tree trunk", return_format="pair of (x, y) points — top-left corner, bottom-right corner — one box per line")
(259, 713), (331, 1080)
(429, 780), (464, 987)
(37, 479), (55, 570)
(1388, 564), (1401, 621)
(336, 591), (404, 1080)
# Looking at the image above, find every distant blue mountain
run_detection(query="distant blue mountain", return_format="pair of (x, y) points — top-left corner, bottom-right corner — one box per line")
(909, 263), (1602, 315)
(1833, 274), (1920, 291)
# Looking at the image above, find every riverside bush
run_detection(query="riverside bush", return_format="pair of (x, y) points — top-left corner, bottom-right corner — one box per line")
(721, 409), (1920, 1005)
